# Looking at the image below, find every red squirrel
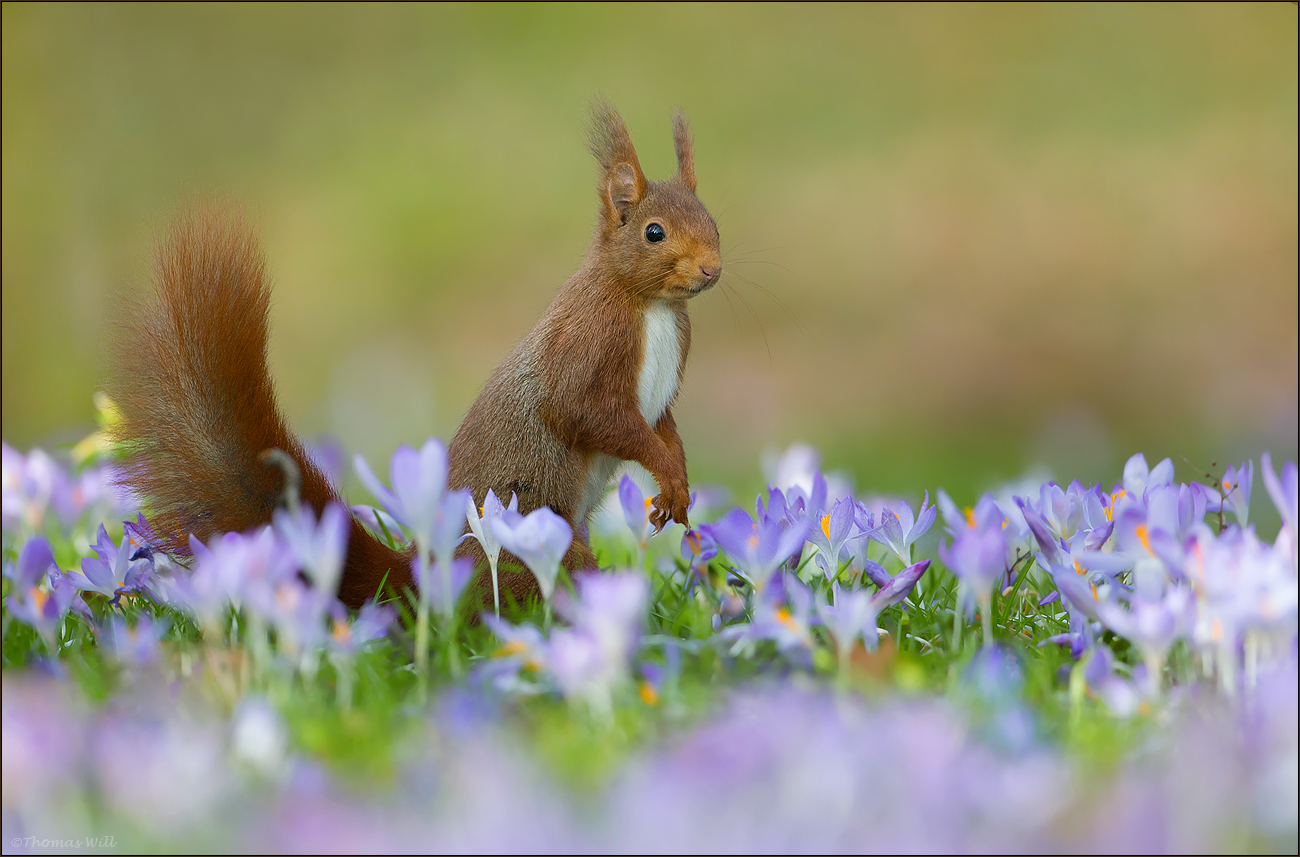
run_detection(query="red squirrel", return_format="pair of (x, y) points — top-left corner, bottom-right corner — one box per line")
(110, 102), (721, 609)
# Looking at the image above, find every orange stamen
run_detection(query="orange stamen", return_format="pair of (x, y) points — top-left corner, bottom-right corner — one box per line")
(1135, 524), (1152, 555)
(331, 619), (352, 644)
(1106, 489), (1126, 522)
(495, 640), (527, 658)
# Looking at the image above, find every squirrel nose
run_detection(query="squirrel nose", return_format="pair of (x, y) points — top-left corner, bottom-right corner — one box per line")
(700, 265), (720, 282)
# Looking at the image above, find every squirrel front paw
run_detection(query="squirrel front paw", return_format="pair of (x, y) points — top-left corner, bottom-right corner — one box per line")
(650, 483), (690, 532)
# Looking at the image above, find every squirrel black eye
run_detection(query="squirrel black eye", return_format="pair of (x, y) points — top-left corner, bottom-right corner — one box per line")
(645, 223), (666, 243)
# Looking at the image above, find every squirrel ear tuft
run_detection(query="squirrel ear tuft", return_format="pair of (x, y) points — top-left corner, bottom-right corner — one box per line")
(672, 108), (696, 192)
(588, 100), (646, 226)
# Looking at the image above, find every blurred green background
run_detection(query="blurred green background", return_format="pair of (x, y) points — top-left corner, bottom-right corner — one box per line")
(3, 3), (1297, 505)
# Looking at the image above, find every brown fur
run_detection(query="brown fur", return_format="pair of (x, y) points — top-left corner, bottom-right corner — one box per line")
(112, 102), (720, 613)
(451, 102), (720, 607)
(111, 207), (414, 607)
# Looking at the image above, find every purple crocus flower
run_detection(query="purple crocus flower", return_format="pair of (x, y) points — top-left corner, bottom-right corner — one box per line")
(1017, 495), (1067, 567)
(72, 524), (154, 605)
(940, 489), (1026, 578)
(1219, 461), (1253, 526)
(352, 504), (406, 543)
(1, 441), (25, 530)
(403, 488), (473, 608)
(51, 464), (115, 527)
(783, 471), (831, 529)
(1032, 482), (1085, 542)
(939, 524), (1005, 606)
(1, 444), (65, 533)
(1260, 452), (1297, 536)
(354, 438), (449, 550)
(1040, 561), (1104, 659)
(1046, 562), (1104, 623)
(489, 506), (573, 602)
(481, 614), (548, 673)
(817, 583), (879, 660)
(273, 501), (350, 594)
(464, 489), (519, 616)
(680, 525), (718, 583)
(263, 575), (334, 659)
(5, 535), (57, 592)
(618, 475), (656, 550)
(185, 527), (296, 631)
(756, 485), (791, 527)
(1084, 645), (1152, 717)
(121, 512), (162, 559)
(327, 599), (396, 656)
(548, 572), (648, 709)
(936, 489), (1005, 536)
(875, 492), (937, 565)
(104, 614), (170, 666)
(420, 557), (473, 619)
(732, 571), (817, 659)
(1122, 452), (1176, 503)
(872, 559), (929, 610)
(709, 507), (812, 593)
(4, 536), (85, 647)
(807, 497), (866, 582)
(1095, 587), (1194, 693)
(854, 552), (894, 589)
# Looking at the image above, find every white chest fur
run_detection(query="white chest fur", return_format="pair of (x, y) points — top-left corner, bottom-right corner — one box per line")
(637, 302), (681, 425)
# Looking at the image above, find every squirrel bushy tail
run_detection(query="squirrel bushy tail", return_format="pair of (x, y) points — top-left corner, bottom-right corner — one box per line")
(111, 207), (412, 607)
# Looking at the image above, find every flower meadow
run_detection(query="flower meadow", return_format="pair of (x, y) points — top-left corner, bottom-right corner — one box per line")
(2, 402), (1297, 853)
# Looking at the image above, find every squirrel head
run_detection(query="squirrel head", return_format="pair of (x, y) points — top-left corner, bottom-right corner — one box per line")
(587, 102), (721, 301)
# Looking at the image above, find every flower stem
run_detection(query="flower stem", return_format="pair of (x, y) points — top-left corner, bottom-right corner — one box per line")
(980, 593), (993, 649)
(337, 657), (353, 713)
(446, 613), (461, 679)
(836, 645), (850, 691)
(1144, 649), (1164, 699)
(489, 557), (500, 618)
(415, 546), (430, 703)
(952, 593), (963, 654)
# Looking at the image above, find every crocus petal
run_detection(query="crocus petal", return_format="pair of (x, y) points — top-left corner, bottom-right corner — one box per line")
(1261, 452), (1298, 531)
(618, 475), (647, 538)
(1148, 458), (1175, 490)
(908, 493), (937, 546)
(860, 558), (893, 589)
(77, 557), (116, 593)
(353, 453), (409, 529)
(872, 560), (928, 609)
(422, 556), (474, 618)
(1076, 551), (1133, 576)
(15, 536), (56, 590)
(1123, 453), (1150, 498)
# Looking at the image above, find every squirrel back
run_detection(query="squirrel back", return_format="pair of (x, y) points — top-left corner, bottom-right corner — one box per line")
(111, 208), (412, 607)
